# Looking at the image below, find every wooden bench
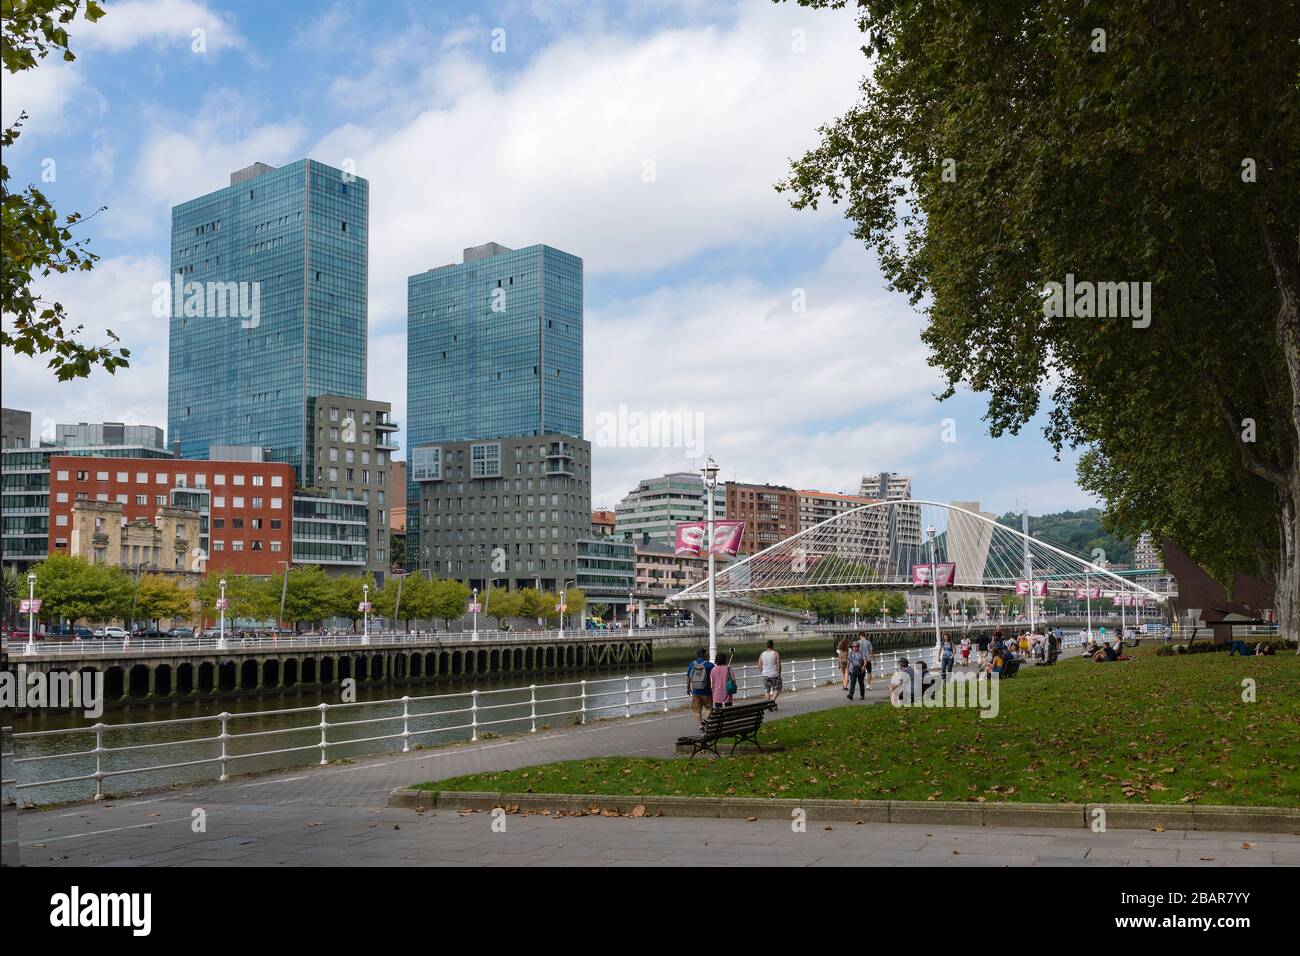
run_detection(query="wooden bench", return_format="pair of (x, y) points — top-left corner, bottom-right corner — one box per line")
(676, 700), (775, 758)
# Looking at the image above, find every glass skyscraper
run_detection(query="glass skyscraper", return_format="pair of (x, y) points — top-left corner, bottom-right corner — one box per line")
(167, 159), (369, 479)
(406, 241), (584, 575)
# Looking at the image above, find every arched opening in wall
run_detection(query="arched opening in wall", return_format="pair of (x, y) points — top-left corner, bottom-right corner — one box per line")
(490, 650), (501, 671)
(105, 666), (125, 701)
(198, 662), (215, 694)
(409, 653), (421, 679)
(154, 664), (173, 697)
(338, 656), (351, 682)
(218, 662), (236, 693)
(526, 648), (535, 670)
(262, 659), (280, 688)
(240, 660), (259, 691)
(545, 647), (555, 668)
(566, 646), (575, 668)
(303, 657), (318, 683)
(476, 650), (487, 673)
(438, 652), (449, 676)
(78, 667), (101, 704)
(367, 655), (382, 680)
(354, 656), (367, 682)
(284, 658), (299, 686)
(128, 665), (151, 699)
(513, 648), (523, 670)
(451, 651), (462, 676)
(176, 663), (194, 695)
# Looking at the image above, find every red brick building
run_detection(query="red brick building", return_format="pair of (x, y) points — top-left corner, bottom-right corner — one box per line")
(724, 481), (799, 555)
(47, 456), (295, 576)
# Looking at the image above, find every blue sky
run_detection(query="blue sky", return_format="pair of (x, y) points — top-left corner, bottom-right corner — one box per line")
(1, 0), (1095, 516)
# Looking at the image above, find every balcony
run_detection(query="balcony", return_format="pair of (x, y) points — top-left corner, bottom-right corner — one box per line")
(375, 416), (399, 432)
(546, 442), (575, 460)
(376, 435), (400, 452)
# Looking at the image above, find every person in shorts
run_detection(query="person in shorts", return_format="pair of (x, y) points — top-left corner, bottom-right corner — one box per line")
(759, 640), (782, 709)
(686, 648), (714, 728)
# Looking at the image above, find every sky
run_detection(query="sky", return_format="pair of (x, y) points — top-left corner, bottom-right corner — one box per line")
(0, 0), (1098, 517)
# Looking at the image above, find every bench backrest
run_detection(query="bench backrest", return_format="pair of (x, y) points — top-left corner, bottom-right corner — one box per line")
(701, 702), (770, 736)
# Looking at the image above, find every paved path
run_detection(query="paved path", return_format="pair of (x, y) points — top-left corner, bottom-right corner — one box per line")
(11, 667), (1298, 867)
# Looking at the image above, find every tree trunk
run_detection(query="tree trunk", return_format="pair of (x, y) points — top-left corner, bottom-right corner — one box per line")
(1263, 220), (1300, 650)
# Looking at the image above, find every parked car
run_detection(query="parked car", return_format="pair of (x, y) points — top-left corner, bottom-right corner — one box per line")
(133, 628), (166, 640)
(167, 627), (195, 639)
(95, 626), (128, 639)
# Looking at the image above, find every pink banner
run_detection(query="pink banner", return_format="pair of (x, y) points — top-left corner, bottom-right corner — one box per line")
(1015, 579), (1048, 597)
(709, 520), (746, 556)
(1075, 586), (1102, 599)
(911, 563), (956, 587)
(675, 520), (746, 556)
(674, 521), (706, 556)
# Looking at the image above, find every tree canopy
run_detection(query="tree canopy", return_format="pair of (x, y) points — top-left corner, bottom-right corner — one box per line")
(779, 0), (1298, 634)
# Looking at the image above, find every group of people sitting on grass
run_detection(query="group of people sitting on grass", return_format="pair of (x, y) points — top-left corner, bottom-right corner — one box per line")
(1083, 626), (1131, 662)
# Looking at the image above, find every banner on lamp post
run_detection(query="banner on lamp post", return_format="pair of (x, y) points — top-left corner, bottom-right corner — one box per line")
(674, 522), (706, 556)
(215, 598), (229, 610)
(1075, 586), (1101, 599)
(358, 601), (373, 612)
(709, 520), (745, 556)
(911, 563), (956, 587)
(1015, 579), (1048, 597)
(20, 598), (42, 613)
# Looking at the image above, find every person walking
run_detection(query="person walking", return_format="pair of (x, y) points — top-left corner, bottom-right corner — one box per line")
(759, 640), (783, 709)
(940, 635), (955, 680)
(959, 635), (971, 667)
(709, 651), (736, 710)
(846, 642), (867, 700)
(856, 630), (875, 690)
(837, 636), (851, 690)
(686, 648), (714, 729)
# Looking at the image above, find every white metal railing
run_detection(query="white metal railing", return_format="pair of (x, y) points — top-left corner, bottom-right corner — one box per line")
(0, 630), (1195, 806)
(1, 626), (705, 658)
(2, 646), (958, 803)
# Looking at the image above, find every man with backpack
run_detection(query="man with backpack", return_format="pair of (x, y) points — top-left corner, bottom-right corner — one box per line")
(846, 642), (867, 700)
(687, 648), (714, 728)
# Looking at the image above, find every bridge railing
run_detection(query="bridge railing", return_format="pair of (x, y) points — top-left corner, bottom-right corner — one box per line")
(1, 634), (1102, 806)
(1, 626), (707, 658)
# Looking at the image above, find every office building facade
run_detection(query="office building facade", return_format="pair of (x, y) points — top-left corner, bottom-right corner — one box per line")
(46, 456), (295, 577)
(410, 435), (591, 593)
(167, 159), (369, 476)
(304, 395), (397, 579)
(406, 241), (584, 574)
(614, 472), (725, 546)
(2, 423), (173, 571)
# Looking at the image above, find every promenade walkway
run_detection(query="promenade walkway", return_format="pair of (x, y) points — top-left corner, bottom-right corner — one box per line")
(10, 664), (1298, 867)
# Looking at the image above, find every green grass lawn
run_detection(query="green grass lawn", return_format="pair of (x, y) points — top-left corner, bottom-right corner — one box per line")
(426, 649), (1300, 806)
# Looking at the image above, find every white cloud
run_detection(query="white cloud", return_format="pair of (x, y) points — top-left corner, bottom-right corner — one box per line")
(77, 0), (244, 54)
(1, 254), (171, 432)
(315, 0), (866, 326)
(1, 60), (84, 130)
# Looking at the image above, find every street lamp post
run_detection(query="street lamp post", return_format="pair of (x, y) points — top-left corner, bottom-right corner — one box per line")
(472, 587), (479, 641)
(927, 525), (942, 666)
(628, 590), (636, 631)
(362, 583), (371, 645)
(217, 578), (227, 650)
(25, 572), (37, 654)
(703, 457), (720, 661)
